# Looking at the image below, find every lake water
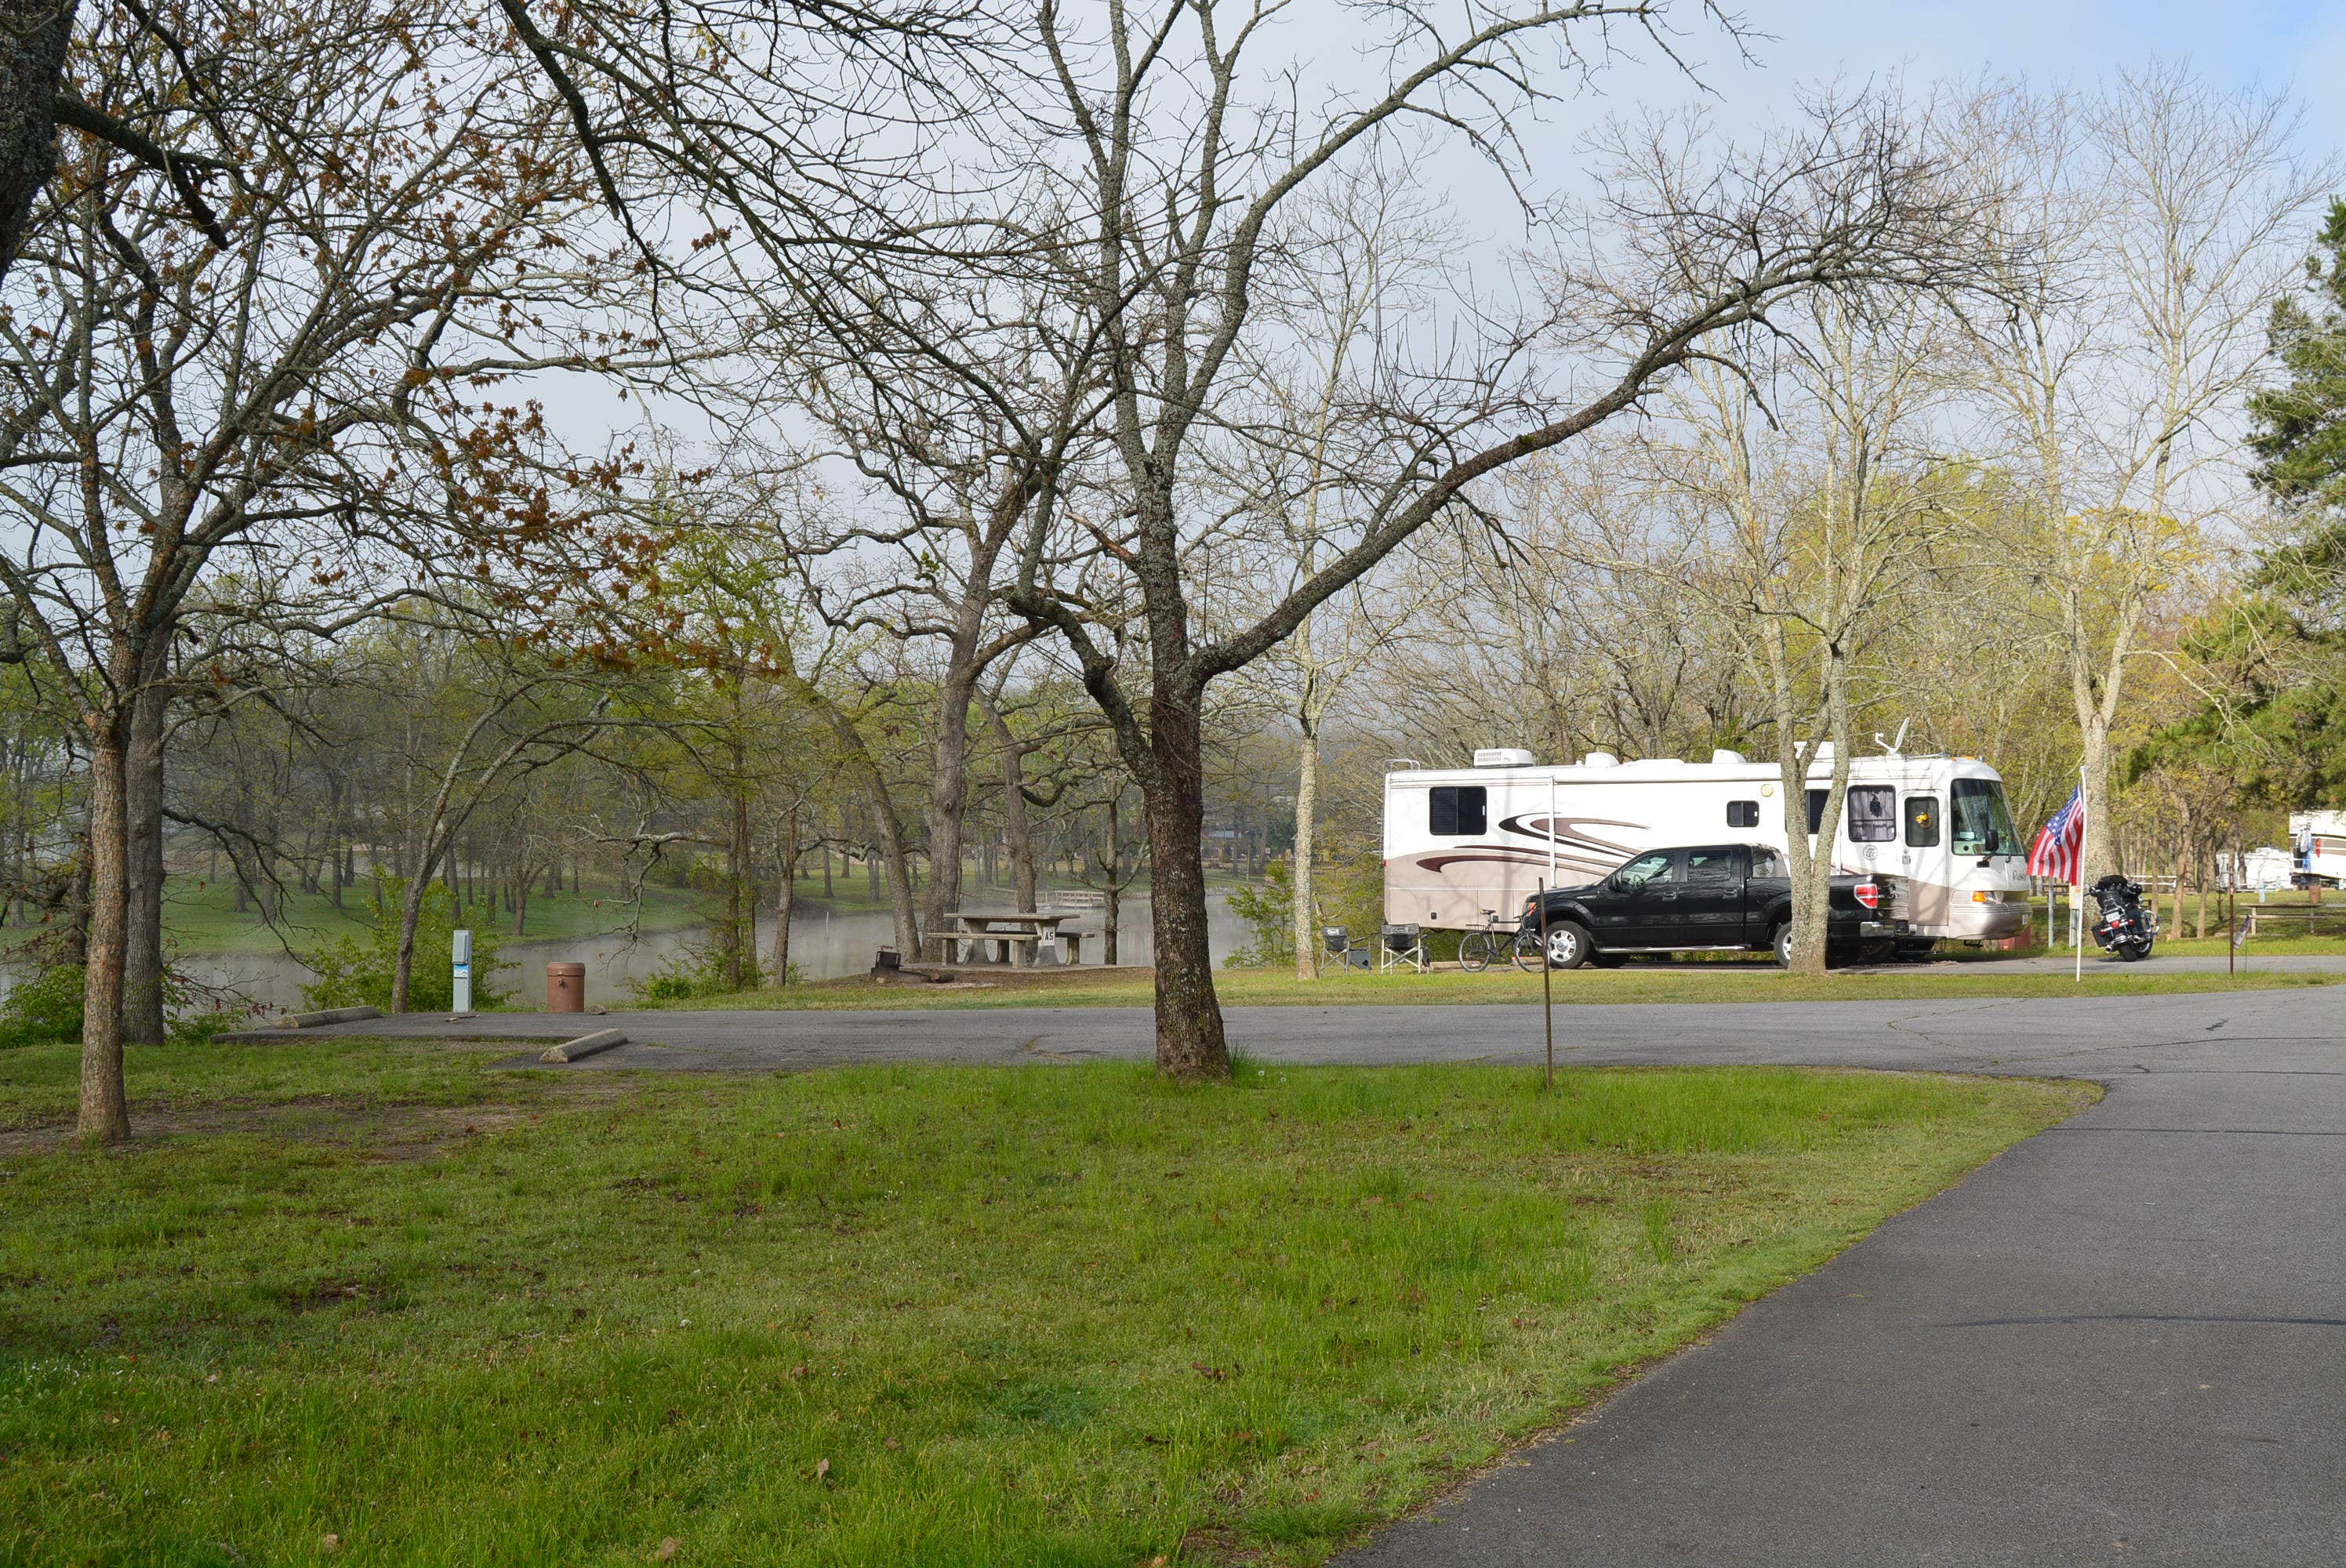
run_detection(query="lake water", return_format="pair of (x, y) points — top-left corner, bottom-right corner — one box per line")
(166, 889), (1250, 1011)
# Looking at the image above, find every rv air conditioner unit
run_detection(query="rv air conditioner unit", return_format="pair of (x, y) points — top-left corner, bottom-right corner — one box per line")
(1473, 748), (1535, 768)
(1582, 751), (1620, 768)
(1711, 749), (1747, 765)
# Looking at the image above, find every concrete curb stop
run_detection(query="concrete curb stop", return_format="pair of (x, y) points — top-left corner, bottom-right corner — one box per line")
(540, 1028), (627, 1064)
(279, 1005), (383, 1029)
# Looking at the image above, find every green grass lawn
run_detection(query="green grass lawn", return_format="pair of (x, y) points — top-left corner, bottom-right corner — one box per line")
(139, 877), (707, 959)
(2155, 932), (2346, 956)
(641, 961), (2345, 1012)
(0, 1039), (2086, 1566)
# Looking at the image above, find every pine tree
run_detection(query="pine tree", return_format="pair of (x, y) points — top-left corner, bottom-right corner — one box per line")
(2248, 198), (2346, 579)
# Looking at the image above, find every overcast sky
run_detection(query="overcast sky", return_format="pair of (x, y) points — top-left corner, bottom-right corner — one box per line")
(1644, 1), (2344, 148)
(568, 3), (2346, 461)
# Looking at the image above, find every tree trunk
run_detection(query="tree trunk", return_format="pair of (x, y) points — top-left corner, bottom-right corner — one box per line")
(2194, 840), (2209, 940)
(2079, 713), (2115, 890)
(64, 834), (89, 966)
(1291, 717), (1319, 982)
(391, 845), (440, 1014)
(772, 813), (797, 986)
(1764, 620), (1850, 977)
(982, 695), (1039, 913)
(0, 0), (71, 281)
(78, 715), (131, 1144)
(1132, 693), (1228, 1078)
(853, 779), (921, 956)
(917, 674), (971, 961)
(1102, 881), (1120, 966)
(122, 678), (168, 1046)
(726, 778), (750, 989)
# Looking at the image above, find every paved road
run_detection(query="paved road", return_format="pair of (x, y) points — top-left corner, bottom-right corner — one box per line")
(257, 988), (2346, 1561)
(1334, 985), (2346, 1568)
(1874, 950), (2346, 975)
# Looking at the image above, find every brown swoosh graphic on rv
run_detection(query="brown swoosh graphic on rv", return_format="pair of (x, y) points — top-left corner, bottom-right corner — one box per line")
(1499, 815), (1646, 859)
(1407, 849), (1618, 877)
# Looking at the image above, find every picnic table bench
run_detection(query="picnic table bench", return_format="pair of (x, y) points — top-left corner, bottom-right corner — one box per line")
(939, 910), (1075, 967)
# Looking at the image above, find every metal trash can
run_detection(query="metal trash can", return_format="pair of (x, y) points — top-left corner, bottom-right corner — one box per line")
(547, 961), (586, 1013)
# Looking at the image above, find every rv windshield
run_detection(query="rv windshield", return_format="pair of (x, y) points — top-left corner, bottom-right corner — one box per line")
(1951, 779), (2022, 855)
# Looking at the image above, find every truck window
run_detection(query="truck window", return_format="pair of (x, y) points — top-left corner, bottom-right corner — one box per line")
(1616, 851), (1674, 888)
(1726, 800), (1759, 828)
(1429, 786), (1487, 837)
(1685, 848), (1740, 882)
(1750, 847), (1785, 878)
(1905, 795), (1940, 848)
(1950, 779), (2022, 855)
(1847, 786), (1897, 842)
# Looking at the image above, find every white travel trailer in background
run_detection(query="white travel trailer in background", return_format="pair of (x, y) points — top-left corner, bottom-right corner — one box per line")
(2289, 811), (2346, 887)
(2218, 846), (2295, 894)
(1383, 746), (2032, 945)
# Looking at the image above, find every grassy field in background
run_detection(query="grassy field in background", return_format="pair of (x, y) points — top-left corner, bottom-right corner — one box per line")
(51, 864), (1213, 959)
(642, 961), (2346, 1012)
(144, 876), (707, 959)
(0, 1039), (2086, 1566)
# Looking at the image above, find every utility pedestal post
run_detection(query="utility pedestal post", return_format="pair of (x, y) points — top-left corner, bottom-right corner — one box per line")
(452, 928), (473, 1015)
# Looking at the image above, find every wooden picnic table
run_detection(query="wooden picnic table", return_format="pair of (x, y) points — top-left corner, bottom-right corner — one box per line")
(939, 910), (1077, 967)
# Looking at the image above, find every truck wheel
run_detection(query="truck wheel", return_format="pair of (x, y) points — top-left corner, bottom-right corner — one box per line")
(1771, 923), (1795, 967)
(1544, 922), (1592, 970)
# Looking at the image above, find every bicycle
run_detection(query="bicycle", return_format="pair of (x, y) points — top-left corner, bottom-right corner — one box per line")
(1458, 908), (1541, 973)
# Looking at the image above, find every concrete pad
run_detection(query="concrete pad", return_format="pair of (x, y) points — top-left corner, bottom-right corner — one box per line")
(539, 1028), (627, 1064)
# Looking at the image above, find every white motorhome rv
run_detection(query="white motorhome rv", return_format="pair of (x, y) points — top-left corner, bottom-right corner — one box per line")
(1383, 746), (2031, 944)
(2289, 811), (2346, 887)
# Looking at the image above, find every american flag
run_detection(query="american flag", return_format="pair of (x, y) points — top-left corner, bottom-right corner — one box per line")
(2028, 786), (2084, 882)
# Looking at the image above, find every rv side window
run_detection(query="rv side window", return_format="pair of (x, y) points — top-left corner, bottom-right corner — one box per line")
(1847, 786), (1897, 842)
(1905, 795), (1940, 848)
(1807, 789), (1830, 833)
(1429, 786), (1487, 837)
(1726, 800), (1760, 829)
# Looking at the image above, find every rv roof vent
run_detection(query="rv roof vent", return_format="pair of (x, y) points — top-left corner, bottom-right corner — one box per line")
(1472, 747), (1535, 768)
(1711, 748), (1747, 765)
(1582, 750), (1620, 768)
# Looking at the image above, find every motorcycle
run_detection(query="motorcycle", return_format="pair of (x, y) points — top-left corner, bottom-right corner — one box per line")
(2088, 873), (2157, 962)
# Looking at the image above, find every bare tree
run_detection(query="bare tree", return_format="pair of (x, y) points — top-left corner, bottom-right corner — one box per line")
(0, 0), (630, 1139)
(1624, 269), (1959, 969)
(1949, 68), (2331, 883)
(1219, 165), (1441, 978)
(991, 68), (1984, 1072)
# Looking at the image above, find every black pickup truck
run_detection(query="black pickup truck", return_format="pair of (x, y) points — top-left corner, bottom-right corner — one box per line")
(1518, 843), (1900, 968)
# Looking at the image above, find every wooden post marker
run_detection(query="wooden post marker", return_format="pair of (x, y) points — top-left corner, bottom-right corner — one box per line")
(1538, 879), (1554, 1093)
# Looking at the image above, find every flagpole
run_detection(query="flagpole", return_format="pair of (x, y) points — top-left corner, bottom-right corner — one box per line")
(2075, 764), (2086, 982)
